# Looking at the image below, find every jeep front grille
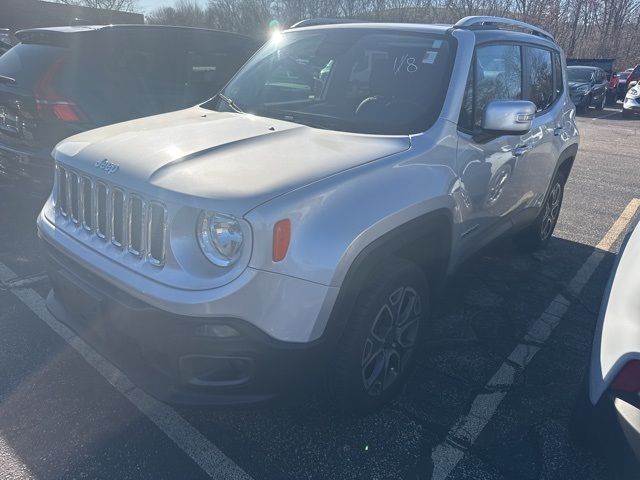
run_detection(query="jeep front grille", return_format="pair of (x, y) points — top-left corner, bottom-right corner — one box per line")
(55, 164), (167, 267)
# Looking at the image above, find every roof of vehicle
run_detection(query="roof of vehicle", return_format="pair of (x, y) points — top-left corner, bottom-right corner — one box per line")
(284, 22), (452, 35)
(15, 24), (257, 41)
(284, 18), (559, 48)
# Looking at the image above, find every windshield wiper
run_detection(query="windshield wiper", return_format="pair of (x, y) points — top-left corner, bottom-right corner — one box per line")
(0, 75), (16, 84)
(218, 93), (244, 114)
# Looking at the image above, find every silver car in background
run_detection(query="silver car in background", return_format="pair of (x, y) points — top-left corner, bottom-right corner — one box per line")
(37, 17), (579, 413)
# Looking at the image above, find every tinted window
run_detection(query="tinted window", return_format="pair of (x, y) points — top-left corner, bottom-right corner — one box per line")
(567, 67), (594, 83)
(207, 30), (456, 135)
(2, 31), (257, 125)
(528, 47), (553, 112)
(459, 44), (522, 131)
(553, 52), (563, 99)
(0, 43), (64, 87)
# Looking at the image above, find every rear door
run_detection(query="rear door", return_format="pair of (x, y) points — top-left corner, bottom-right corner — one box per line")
(514, 45), (564, 227)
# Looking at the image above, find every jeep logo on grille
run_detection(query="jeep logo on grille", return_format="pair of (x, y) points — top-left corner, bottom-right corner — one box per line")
(95, 159), (119, 175)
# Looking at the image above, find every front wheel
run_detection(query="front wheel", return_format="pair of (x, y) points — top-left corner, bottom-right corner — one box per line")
(325, 258), (429, 415)
(514, 171), (566, 252)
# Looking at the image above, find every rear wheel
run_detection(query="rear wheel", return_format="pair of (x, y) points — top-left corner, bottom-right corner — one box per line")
(623, 108), (633, 119)
(326, 258), (429, 415)
(514, 170), (566, 252)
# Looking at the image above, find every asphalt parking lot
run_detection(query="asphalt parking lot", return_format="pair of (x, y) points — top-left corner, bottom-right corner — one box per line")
(1, 105), (639, 480)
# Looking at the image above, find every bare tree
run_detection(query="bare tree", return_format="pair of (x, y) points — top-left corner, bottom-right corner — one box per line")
(147, 0), (208, 27)
(144, 0), (640, 69)
(52, 0), (138, 12)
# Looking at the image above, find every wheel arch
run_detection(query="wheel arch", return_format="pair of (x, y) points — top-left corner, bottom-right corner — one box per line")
(318, 208), (453, 350)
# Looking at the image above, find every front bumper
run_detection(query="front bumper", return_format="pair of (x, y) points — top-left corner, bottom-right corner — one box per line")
(623, 97), (640, 111)
(43, 239), (330, 405)
(570, 92), (590, 107)
(0, 143), (53, 192)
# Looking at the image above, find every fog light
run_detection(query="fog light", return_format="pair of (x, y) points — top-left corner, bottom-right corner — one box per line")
(196, 324), (240, 338)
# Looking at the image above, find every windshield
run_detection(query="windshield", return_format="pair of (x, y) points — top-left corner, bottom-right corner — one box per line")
(204, 29), (455, 135)
(567, 68), (594, 83)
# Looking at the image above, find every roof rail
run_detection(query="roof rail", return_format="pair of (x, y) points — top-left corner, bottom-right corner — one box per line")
(453, 16), (554, 42)
(289, 18), (366, 29)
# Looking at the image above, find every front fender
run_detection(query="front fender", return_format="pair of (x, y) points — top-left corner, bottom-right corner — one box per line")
(245, 120), (458, 287)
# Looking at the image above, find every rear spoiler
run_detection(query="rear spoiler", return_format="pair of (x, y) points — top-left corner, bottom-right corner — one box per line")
(15, 29), (75, 46)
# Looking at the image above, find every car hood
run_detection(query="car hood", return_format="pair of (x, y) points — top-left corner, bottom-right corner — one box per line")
(590, 221), (640, 404)
(569, 82), (591, 90)
(53, 107), (411, 214)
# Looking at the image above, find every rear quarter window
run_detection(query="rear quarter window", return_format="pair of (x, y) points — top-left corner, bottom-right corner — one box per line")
(0, 43), (64, 87)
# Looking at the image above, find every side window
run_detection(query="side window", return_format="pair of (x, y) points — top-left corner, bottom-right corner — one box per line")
(553, 52), (563, 99)
(527, 47), (553, 112)
(468, 44), (522, 130)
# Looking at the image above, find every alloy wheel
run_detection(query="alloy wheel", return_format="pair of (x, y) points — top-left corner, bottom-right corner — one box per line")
(361, 286), (422, 396)
(541, 181), (562, 241)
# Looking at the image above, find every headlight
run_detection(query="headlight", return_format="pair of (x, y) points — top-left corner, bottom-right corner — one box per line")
(197, 211), (244, 267)
(576, 85), (590, 94)
(629, 87), (640, 97)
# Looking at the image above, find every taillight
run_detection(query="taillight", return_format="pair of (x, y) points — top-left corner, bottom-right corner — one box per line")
(34, 56), (85, 123)
(611, 360), (640, 392)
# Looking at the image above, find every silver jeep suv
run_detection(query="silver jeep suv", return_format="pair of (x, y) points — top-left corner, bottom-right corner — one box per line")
(37, 16), (579, 412)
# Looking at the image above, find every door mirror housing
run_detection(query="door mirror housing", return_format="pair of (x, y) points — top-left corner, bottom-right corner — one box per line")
(629, 80), (638, 90)
(482, 100), (536, 135)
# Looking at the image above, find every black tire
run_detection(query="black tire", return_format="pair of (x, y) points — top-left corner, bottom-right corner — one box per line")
(514, 170), (566, 252)
(576, 102), (588, 114)
(325, 258), (429, 415)
(622, 108), (633, 119)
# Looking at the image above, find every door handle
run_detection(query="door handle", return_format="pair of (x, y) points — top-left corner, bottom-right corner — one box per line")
(512, 145), (530, 157)
(553, 126), (563, 136)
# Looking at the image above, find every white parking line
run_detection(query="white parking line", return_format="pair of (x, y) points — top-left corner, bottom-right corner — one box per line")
(431, 198), (640, 480)
(591, 111), (619, 121)
(0, 434), (35, 480)
(0, 262), (253, 480)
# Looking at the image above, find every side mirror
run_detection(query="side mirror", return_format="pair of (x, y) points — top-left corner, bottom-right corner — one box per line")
(482, 100), (536, 135)
(629, 81), (638, 89)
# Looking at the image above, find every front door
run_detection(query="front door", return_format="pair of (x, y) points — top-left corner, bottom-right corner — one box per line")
(454, 42), (530, 257)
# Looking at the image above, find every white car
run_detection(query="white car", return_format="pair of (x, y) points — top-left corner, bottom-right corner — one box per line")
(579, 220), (640, 472)
(622, 81), (640, 117)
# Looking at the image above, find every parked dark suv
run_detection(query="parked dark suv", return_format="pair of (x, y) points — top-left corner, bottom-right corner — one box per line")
(0, 25), (260, 192)
(567, 66), (609, 112)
